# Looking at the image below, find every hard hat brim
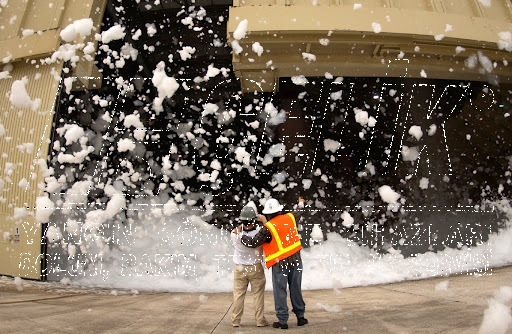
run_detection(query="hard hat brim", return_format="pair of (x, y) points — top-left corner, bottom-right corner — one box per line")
(262, 204), (284, 214)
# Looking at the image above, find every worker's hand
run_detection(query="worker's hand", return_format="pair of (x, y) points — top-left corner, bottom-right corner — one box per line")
(257, 214), (267, 224)
(297, 197), (305, 208)
(233, 224), (243, 234)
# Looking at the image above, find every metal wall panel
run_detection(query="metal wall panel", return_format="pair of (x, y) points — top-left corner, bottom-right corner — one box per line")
(442, 0), (482, 16)
(390, 0), (434, 11)
(0, 0), (29, 40)
(0, 60), (63, 279)
(288, 0), (338, 5)
(478, 0), (512, 21)
(229, 0), (512, 92)
(21, 0), (67, 32)
(0, 0), (105, 64)
(0, 0), (107, 279)
(233, 0), (512, 18)
(340, 0), (387, 7)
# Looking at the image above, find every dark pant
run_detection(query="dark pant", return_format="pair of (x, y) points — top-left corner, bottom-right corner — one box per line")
(271, 259), (306, 324)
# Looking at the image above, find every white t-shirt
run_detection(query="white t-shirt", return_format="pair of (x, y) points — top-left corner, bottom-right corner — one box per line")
(231, 227), (264, 265)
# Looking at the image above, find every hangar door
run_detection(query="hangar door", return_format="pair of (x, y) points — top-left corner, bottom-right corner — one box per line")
(0, 61), (63, 279)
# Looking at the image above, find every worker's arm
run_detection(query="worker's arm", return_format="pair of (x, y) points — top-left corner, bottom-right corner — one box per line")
(293, 197), (306, 221)
(241, 226), (271, 248)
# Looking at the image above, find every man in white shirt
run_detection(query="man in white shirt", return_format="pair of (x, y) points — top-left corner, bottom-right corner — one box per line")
(230, 205), (268, 328)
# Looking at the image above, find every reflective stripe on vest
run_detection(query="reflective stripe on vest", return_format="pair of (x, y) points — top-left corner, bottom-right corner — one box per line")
(263, 213), (302, 266)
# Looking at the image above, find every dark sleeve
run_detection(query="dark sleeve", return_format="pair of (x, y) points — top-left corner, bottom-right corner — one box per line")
(292, 211), (302, 222)
(292, 203), (305, 221)
(241, 226), (272, 248)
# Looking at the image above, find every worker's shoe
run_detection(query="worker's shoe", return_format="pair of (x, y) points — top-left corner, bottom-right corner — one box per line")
(257, 320), (268, 327)
(297, 317), (308, 326)
(272, 322), (288, 329)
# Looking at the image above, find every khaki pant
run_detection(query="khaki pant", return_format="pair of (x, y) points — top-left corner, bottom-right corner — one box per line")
(231, 263), (267, 326)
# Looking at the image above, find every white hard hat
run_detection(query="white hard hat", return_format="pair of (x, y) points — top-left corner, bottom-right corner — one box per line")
(262, 198), (284, 214)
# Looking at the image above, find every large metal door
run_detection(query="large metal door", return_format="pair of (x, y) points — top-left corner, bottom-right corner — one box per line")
(0, 60), (63, 279)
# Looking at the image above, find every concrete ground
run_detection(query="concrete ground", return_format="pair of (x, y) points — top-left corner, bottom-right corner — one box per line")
(1, 266), (511, 334)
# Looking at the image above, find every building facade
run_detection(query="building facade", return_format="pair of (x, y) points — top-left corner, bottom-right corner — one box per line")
(0, 0), (511, 279)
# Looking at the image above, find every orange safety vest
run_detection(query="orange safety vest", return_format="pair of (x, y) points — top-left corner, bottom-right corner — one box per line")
(262, 213), (302, 268)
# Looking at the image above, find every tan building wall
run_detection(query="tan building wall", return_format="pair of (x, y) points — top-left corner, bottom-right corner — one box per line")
(228, 0), (512, 92)
(0, 0), (510, 278)
(0, 0), (107, 279)
(0, 60), (63, 279)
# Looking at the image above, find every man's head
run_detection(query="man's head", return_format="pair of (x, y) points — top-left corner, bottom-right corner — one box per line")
(262, 198), (284, 215)
(239, 205), (258, 229)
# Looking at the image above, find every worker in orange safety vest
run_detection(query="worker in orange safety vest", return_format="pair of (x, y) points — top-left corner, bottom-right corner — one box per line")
(241, 197), (308, 330)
